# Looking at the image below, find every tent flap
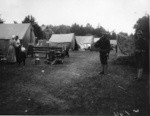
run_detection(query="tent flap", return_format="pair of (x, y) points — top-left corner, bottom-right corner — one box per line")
(75, 36), (94, 49)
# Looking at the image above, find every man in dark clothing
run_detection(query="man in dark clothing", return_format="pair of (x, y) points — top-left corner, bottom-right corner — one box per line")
(18, 40), (27, 65)
(134, 30), (146, 80)
(15, 35), (21, 64)
(94, 33), (111, 74)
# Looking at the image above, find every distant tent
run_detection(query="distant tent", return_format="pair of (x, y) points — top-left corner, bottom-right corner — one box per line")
(110, 40), (117, 50)
(110, 40), (117, 46)
(37, 39), (48, 47)
(91, 38), (100, 51)
(94, 38), (100, 43)
(75, 36), (94, 50)
(0, 23), (35, 55)
(48, 33), (77, 50)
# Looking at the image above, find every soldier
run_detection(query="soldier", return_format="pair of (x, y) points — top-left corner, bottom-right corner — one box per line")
(95, 33), (111, 74)
(134, 30), (146, 80)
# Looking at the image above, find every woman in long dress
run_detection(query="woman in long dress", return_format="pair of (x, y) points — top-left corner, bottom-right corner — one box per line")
(7, 35), (16, 63)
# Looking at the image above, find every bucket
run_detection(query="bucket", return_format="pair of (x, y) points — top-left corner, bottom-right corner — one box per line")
(35, 58), (40, 65)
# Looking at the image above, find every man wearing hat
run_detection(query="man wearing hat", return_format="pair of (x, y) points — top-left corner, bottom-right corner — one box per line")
(94, 32), (111, 75)
(134, 30), (146, 80)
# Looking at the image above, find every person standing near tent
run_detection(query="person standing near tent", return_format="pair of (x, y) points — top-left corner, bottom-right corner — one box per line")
(94, 33), (111, 74)
(134, 30), (146, 80)
(115, 45), (117, 53)
(18, 40), (27, 65)
(14, 35), (21, 64)
(7, 35), (16, 63)
(65, 45), (70, 57)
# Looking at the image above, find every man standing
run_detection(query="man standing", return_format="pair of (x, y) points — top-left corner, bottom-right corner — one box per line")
(95, 33), (111, 74)
(14, 35), (21, 64)
(134, 30), (146, 80)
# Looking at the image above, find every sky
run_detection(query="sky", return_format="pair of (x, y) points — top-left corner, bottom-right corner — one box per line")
(0, 0), (149, 34)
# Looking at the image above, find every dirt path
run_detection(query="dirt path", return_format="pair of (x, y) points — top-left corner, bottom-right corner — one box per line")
(0, 51), (149, 115)
(50, 51), (100, 80)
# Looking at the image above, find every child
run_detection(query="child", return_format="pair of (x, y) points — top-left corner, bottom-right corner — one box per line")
(18, 45), (27, 65)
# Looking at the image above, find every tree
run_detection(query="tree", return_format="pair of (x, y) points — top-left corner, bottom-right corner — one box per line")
(118, 32), (128, 36)
(22, 15), (43, 40)
(79, 25), (86, 36)
(14, 21), (18, 24)
(84, 23), (94, 35)
(22, 15), (36, 25)
(43, 25), (54, 40)
(110, 31), (117, 40)
(70, 23), (82, 35)
(133, 14), (149, 42)
(0, 15), (4, 23)
(54, 25), (71, 34)
(93, 26), (106, 37)
(33, 23), (44, 40)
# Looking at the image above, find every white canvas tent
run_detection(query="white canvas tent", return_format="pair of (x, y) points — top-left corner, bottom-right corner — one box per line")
(94, 38), (100, 43)
(110, 40), (117, 46)
(0, 23), (35, 55)
(75, 36), (94, 50)
(49, 33), (77, 50)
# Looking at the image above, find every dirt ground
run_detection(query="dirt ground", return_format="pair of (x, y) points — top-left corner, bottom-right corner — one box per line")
(0, 50), (149, 115)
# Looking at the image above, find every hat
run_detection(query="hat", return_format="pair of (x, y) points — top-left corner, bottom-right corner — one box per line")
(16, 35), (19, 39)
(137, 30), (143, 35)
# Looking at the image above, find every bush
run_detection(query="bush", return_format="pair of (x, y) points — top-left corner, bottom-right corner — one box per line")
(112, 55), (135, 66)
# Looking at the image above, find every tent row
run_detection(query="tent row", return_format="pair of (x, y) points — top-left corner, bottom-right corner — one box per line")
(47, 34), (117, 51)
(0, 23), (117, 56)
(37, 33), (96, 51)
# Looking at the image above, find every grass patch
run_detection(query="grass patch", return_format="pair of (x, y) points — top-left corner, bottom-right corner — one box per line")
(112, 55), (135, 66)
